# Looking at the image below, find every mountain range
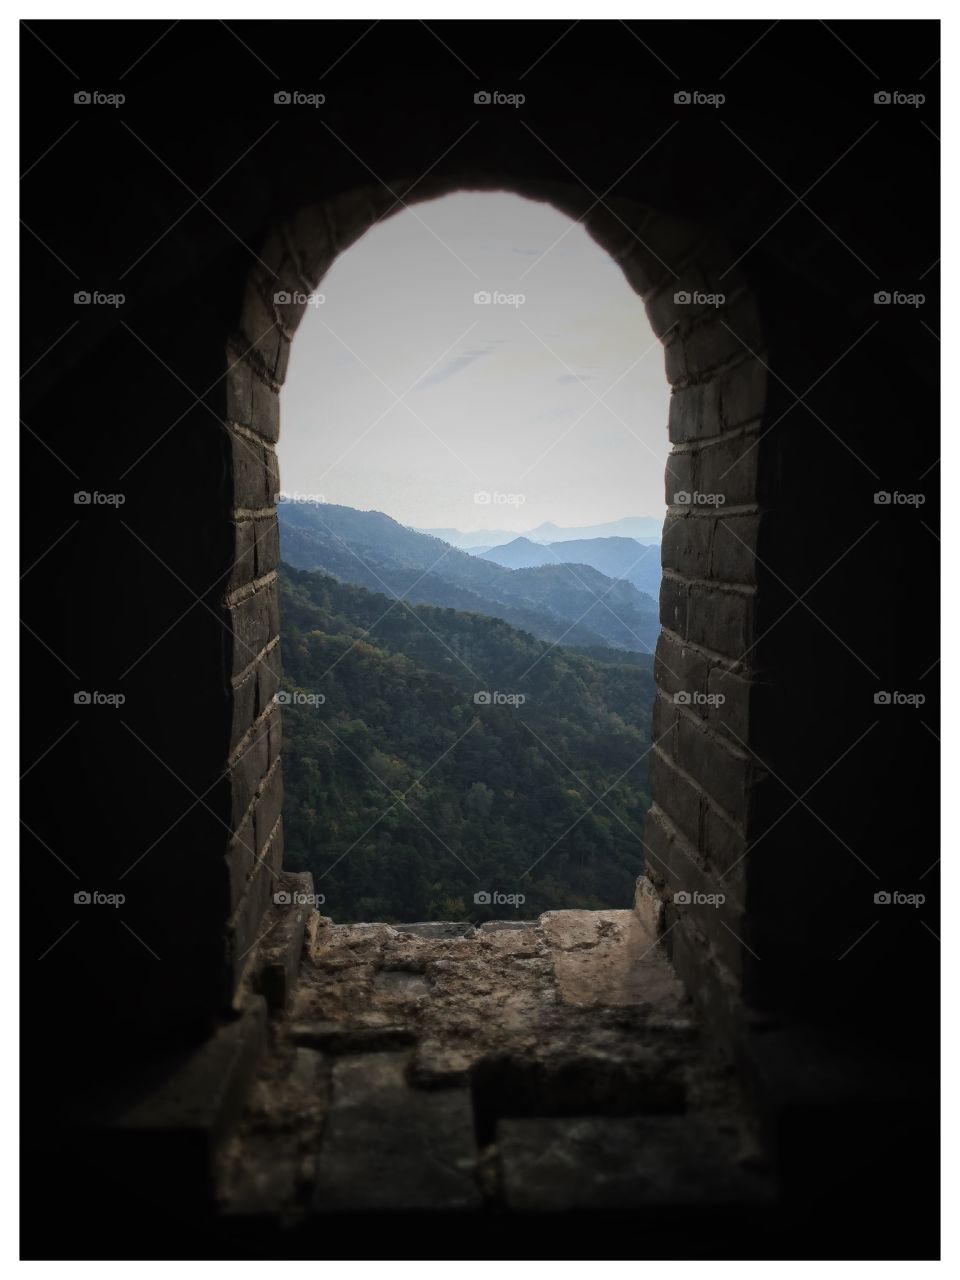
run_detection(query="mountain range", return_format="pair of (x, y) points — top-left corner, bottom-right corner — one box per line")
(278, 502), (660, 654)
(417, 515), (663, 550)
(477, 535), (662, 599)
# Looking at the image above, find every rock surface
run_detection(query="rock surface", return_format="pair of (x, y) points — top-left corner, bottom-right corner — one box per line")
(217, 910), (766, 1215)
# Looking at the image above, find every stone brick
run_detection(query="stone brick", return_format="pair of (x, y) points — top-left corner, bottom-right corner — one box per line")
(228, 425), (277, 511)
(650, 803), (699, 879)
(677, 712), (751, 824)
(685, 584), (755, 657)
(225, 855), (280, 990)
(256, 642), (282, 715)
(227, 519), (257, 593)
(703, 802), (749, 883)
(649, 746), (702, 848)
(253, 516), (280, 576)
(229, 720), (270, 827)
(225, 809), (256, 915)
(661, 511), (714, 578)
(313, 1053), (481, 1211)
(651, 690), (679, 759)
(654, 630), (709, 704)
(668, 378), (723, 444)
(224, 357), (253, 427)
(238, 278), (281, 373)
(705, 665), (754, 740)
(665, 447), (696, 504)
(682, 293), (765, 377)
(230, 664), (257, 753)
(254, 760), (283, 856)
(696, 430), (761, 508)
(229, 579), (280, 675)
(711, 513), (761, 585)
(659, 573), (688, 640)
(251, 375), (280, 442)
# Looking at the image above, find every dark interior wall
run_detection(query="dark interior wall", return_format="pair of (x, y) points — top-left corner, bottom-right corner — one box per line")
(21, 21), (938, 1077)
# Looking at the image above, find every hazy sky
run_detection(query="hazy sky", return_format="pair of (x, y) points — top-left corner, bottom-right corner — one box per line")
(279, 192), (670, 533)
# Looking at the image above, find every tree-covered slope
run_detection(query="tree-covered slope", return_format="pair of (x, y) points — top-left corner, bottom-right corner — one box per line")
(278, 565), (656, 923)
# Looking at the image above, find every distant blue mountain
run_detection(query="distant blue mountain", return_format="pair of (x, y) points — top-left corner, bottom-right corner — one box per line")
(416, 515), (663, 549)
(478, 535), (662, 600)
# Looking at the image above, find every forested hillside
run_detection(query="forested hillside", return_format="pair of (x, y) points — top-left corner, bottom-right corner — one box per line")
(278, 565), (656, 923)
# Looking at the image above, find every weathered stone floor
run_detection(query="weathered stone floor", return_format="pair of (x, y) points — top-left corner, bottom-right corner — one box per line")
(218, 910), (771, 1215)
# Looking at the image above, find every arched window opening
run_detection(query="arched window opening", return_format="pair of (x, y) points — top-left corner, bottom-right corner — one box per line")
(274, 191), (670, 925)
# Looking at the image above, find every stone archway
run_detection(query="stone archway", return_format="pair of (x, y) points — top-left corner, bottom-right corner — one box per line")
(222, 176), (769, 1041)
